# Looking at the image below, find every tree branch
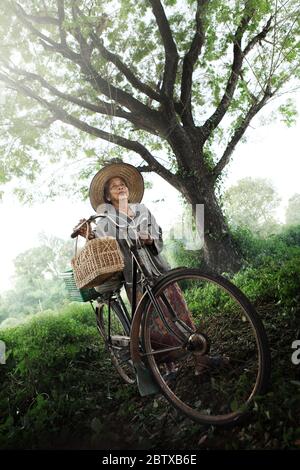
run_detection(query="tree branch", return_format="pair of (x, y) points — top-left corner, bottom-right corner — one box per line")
(149, 0), (179, 99)
(136, 165), (153, 173)
(57, 0), (67, 46)
(90, 32), (162, 103)
(70, 2), (94, 60)
(4, 64), (132, 120)
(180, 0), (208, 126)
(12, 0), (158, 122)
(11, 0), (59, 26)
(0, 72), (179, 188)
(4, 63), (162, 135)
(243, 15), (273, 55)
(12, 1), (63, 49)
(212, 92), (272, 180)
(200, 1), (256, 138)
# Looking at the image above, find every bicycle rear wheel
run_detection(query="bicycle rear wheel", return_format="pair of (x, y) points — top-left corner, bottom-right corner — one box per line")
(96, 300), (135, 385)
(142, 268), (271, 426)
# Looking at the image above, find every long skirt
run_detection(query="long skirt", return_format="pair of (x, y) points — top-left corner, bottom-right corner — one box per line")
(125, 282), (195, 363)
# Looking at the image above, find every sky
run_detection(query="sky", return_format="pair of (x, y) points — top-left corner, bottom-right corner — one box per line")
(0, 97), (300, 291)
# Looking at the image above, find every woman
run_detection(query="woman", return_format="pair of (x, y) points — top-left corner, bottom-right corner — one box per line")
(75, 162), (221, 375)
(77, 162), (171, 292)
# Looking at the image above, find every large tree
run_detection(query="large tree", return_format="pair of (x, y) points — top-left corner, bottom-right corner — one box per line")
(0, 0), (300, 272)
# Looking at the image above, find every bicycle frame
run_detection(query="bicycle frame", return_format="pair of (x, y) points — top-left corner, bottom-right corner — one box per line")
(76, 213), (193, 370)
(106, 214), (193, 342)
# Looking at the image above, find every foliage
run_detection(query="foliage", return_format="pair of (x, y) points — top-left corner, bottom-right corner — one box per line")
(231, 223), (300, 264)
(183, 242), (300, 317)
(231, 225), (300, 310)
(0, 303), (107, 449)
(0, 235), (73, 325)
(163, 239), (203, 270)
(166, 220), (300, 273)
(222, 177), (282, 236)
(0, 278), (68, 322)
(232, 246), (300, 311)
(0, 0), (299, 272)
(173, 224), (300, 316)
(0, 262), (299, 449)
(285, 193), (300, 226)
(0, 1), (299, 201)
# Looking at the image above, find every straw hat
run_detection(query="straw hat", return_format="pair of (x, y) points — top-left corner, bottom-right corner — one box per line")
(89, 162), (144, 211)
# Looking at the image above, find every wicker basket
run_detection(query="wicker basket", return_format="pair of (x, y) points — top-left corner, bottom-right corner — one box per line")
(61, 270), (99, 302)
(71, 236), (124, 289)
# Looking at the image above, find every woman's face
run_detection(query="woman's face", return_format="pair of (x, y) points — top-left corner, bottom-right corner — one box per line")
(107, 177), (129, 206)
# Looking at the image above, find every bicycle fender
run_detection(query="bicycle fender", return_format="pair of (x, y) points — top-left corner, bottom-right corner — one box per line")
(130, 267), (188, 366)
(130, 290), (148, 367)
(129, 291), (160, 396)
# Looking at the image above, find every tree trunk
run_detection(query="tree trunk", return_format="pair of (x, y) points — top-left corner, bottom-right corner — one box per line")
(164, 125), (242, 274)
(183, 180), (242, 274)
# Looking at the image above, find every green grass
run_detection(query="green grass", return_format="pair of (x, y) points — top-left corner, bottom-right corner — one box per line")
(0, 303), (131, 449)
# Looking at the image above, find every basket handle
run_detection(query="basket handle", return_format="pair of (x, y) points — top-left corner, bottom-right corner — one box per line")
(74, 221), (91, 256)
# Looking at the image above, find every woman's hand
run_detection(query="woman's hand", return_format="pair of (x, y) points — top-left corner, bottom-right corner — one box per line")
(139, 233), (154, 246)
(73, 219), (95, 239)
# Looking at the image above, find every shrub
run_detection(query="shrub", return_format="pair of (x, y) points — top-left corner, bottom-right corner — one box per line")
(164, 239), (203, 269)
(232, 246), (300, 310)
(0, 302), (107, 449)
(231, 224), (300, 268)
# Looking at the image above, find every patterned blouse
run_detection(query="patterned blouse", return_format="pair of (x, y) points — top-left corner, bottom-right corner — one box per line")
(93, 202), (171, 290)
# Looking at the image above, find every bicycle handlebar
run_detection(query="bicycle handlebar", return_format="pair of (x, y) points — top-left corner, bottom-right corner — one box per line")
(71, 213), (157, 279)
(70, 214), (100, 238)
(70, 213), (142, 240)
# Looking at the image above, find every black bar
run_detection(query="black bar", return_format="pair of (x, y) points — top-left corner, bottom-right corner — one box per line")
(115, 291), (131, 331)
(131, 256), (137, 317)
(108, 296), (111, 342)
(144, 284), (187, 343)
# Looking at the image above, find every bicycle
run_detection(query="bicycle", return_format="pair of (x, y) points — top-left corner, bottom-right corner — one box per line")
(70, 213), (271, 427)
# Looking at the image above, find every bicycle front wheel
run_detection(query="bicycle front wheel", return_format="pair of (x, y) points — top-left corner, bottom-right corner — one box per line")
(142, 268), (270, 426)
(96, 301), (135, 385)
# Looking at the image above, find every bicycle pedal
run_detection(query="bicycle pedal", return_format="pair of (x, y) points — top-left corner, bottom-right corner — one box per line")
(118, 349), (131, 362)
(110, 335), (130, 348)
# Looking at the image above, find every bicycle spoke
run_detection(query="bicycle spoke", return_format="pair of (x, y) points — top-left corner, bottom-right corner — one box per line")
(141, 345), (185, 357)
(142, 269), (270, 426)
(97, 303), (136, 385)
